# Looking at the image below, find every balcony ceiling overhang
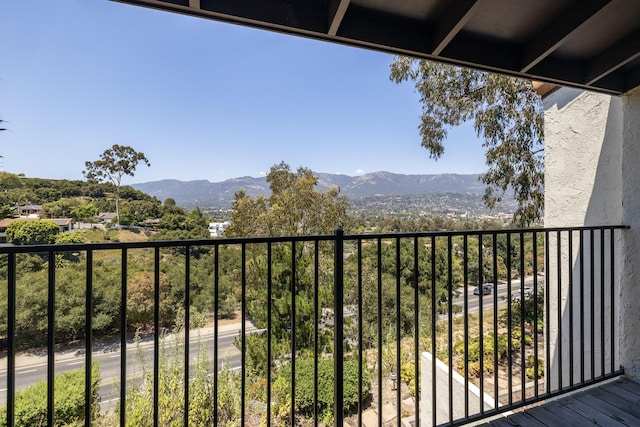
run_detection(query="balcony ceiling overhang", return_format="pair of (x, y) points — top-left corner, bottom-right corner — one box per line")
(112, 0), (640, 95)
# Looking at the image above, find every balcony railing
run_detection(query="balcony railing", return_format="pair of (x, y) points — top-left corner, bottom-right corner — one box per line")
(0, 225), (627, 426)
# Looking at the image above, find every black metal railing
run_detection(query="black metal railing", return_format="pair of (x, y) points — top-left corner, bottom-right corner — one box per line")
(0, 225), (627, 426)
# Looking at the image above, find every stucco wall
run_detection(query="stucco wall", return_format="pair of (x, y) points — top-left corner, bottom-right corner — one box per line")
(544, 88), (623, 227)
(619, 88), (640, 378)
(543, 88), (623, 389)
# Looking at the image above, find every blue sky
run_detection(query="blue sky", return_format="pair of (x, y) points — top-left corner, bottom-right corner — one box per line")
(1, 0), (486, 186)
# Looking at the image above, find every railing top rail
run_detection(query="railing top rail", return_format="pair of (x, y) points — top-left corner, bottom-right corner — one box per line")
(342, 224), (628, 241)
(0, 224), (627, 254)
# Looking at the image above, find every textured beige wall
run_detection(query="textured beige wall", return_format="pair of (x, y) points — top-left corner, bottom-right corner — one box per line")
(544, 88), (623, 227)
(619, 88), (640, 379)
(543, 87), (624, 388)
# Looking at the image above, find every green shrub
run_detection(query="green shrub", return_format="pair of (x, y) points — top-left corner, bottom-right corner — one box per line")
(124, 330), (240, 427)
(54, 232), (86, 245)
(0, 364), (100, 427)
(455, 333), (513, 376)
(273, 357), (371, 425)
(6, 220), (60, 245)
(526, 355), (545, 379)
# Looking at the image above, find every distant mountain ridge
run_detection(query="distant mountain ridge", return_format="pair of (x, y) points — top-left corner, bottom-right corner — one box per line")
(132, 172), (487, 208)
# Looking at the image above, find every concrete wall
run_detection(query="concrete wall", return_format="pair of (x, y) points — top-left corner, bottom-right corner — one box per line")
(619, 88), (640, 378)
(544, 86), (640, 384)
(544, 88), (622, 390)
(544, 88), (623, 226)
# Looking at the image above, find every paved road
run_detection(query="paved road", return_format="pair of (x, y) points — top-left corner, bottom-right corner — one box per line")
(0, 322), (257, 407)
(450, 275), (544, 315)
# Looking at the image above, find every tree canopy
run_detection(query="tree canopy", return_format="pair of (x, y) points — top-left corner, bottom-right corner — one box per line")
(390, 58), (544, 226)
(84, 145), (150, 226)
(225, 161), (349, 237)
(6, 220), (59, 245)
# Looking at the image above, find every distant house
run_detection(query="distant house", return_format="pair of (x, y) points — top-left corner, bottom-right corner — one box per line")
(0, 217), (73, 243)
(97, 212), (117, 225)
(50, 218), (73, 233)
(17, 204), (43, 217)
(208, 221), (230, 238)
(0, 218), (14, 244)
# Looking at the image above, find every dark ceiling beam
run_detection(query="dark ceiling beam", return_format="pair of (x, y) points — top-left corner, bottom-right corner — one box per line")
(431, 0), (479, 55)
(520, 0), (612, 73)
(337, 5), (432, 55)
(328, 0), (350, 36)
(624, 65), (640, 93)
(440, 35), (521, 72)
(585, 28), (640, 85)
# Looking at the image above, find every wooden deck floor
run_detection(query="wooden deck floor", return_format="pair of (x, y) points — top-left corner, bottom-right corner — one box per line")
(477, 378), (640, 427)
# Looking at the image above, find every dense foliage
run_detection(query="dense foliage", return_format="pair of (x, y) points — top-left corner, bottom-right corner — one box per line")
(273, 357), (371, 425)
(0, 365), (100, 427)
(5, 220), (59, 245)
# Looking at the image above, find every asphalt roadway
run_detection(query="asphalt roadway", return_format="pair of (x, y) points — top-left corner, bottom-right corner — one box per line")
(0, 321), (257, 408)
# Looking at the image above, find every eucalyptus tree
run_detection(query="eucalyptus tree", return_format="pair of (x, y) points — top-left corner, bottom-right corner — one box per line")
(83, 144), (150, 226)
(225, 162), (350, 378)
(390, 58), (544, 226)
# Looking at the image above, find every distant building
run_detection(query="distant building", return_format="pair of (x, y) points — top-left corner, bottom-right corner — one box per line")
(17, 204), (43, 216)
(208, 221), (230, 238)
(0, 217), (73, 243)
(97, 212), (117, 225)
(50, 218), (73, 233)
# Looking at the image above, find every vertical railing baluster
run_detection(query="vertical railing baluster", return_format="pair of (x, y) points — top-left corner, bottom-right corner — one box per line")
(395, 237), (401, 423)
(120, 248), (128, 427)
(506, 233), (513, 405)
(213, 245), (219, 425)
(242, 243), (247, 427)
(412, 237), (420, 427)
(314, 240), (320, 427)
(266, 242), (272, 427)
(556, 231), (562, 391)
(519, 231), (525, 403)
(479, 234), (485, 413)
(533, 232), (539, 399)
(48, 250), (56, 427)
(184, 245), (191, 426)
(377, 237), (383, 427)
(610, 229), (616, 374)
(430, 235), (435, 427)
(7, 253), (15, 427)
(447, 235), (453, 424)
(600, 228), (606, 378)
(85, 250), (93, 427)
(153, 247), (160, 427)
(493, 233), (499, 408)
(579, 231), (585, 383)
(357, 239), (363, 427)
(544, 231), (551, 397)
(463, 234), (469, 418)
(568, 231), (574, 387)
(334, 229), (344, 427)
(590, 229), (595, 380)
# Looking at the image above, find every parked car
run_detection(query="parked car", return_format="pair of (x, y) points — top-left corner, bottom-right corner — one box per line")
(474, 284), (492, 295)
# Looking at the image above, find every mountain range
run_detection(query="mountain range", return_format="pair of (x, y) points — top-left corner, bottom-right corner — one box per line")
(132, 172), (489, 209)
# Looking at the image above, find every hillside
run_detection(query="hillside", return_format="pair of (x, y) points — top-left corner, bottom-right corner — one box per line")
(132, 172), (489, 208)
